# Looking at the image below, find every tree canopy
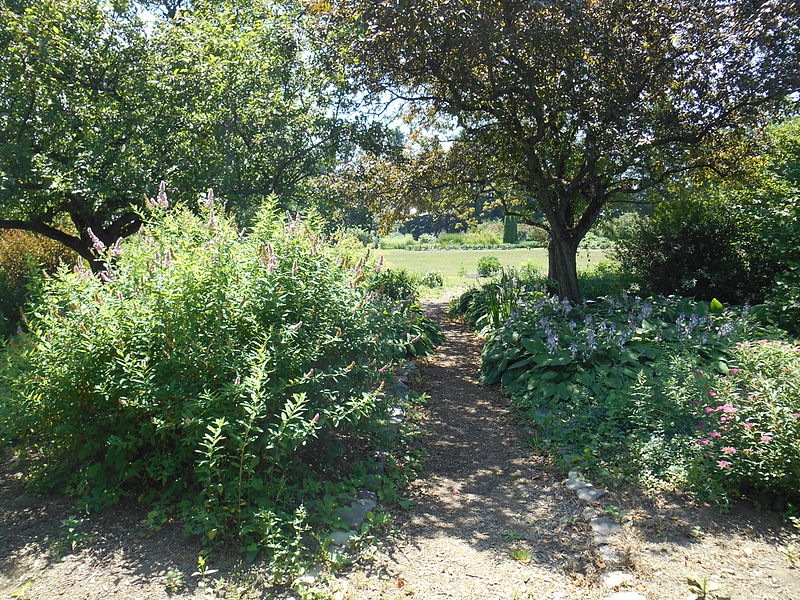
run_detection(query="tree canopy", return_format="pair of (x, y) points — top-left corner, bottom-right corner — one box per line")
(0, 0), (390, 263)
(321, 0), (800, 299)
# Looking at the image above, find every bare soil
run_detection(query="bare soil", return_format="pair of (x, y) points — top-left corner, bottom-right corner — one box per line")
(1, 299), (798, 600)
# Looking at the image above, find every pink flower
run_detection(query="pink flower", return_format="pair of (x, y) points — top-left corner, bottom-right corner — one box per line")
(717, 460), (732, 468)
(709, 431), (722, 438)
(311, 413), (320, 425)
(694, 439), (711, 446)
(707, 391), (718, 397)
(87, 227), (106, 253)
(760, 435), (773, 442)
(743, 422), (756, 430)
(378, 364), (389, 373)
(721, 447), (737, 455)
(719, 416), (732, 422)
(704, 407), (715, 414)
(691, 400), (700, 406)
(791, 413), (800, 419)
(728, 369), (743, 374)
(289, 321), (303, 331)
(720, 425), (731, 431)
(717, 404), (739, 414)
(696, 423), (706, 429)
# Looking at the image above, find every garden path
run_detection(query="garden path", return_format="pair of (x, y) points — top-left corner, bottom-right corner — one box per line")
(339, 299), (604, 600)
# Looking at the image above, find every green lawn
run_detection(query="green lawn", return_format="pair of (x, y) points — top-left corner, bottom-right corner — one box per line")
(379, 247), (609, 293)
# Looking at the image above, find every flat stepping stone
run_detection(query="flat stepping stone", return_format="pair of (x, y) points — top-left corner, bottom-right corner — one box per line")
(597, 544), (625, 566)
(582, 507), (600, 520)
(329, 529), (357, 547)
(577, 486), (608, 503)
(591, 517), (623, 544)
(566, 476), (589, 490)
(601, 570), (633, 588)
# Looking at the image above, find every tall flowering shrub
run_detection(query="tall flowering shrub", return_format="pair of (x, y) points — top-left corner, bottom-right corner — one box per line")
(1, 200), (440, 569)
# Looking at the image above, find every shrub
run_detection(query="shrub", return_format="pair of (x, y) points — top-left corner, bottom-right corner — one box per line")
(341, 226), (379, 248)
(437, 232), (465, 246)
(1, 204), (442, 570)
(477, 255), (502, 277)
(503, 216), (518, 244)
(419, 271), (444, 287)
(0, 230), (75, 336)
(367, 266), (419, 301)
(379, 233), (415, 249)
(763, 263), (800, 335)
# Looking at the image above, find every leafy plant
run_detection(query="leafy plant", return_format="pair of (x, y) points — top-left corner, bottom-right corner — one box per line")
(477, 255), (502, 277)
(1, 203), (443, 574)
(418, 271), (444, 288)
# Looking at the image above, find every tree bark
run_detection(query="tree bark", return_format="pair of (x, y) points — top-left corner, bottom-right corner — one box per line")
(549, 234), (580, 302)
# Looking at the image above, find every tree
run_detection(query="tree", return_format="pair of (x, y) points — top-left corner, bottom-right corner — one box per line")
(0, 0), (392, 265)
(1, 0), (163, 266)
(320, 0), (800, 299)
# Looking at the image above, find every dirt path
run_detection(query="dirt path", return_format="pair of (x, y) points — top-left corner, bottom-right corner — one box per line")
(340, 302), (603, 600)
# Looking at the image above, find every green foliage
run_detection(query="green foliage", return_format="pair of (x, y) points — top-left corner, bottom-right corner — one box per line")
(611, 192), (760, 303)
(418, 271), (444, 288)
(764, 263), (800, 335)
(0, 230), (75, 336)
(503, 216), (518, 244)
(0, 204), (442, 571)
(473, 288), (800, 503)
(477, 255), (502, 277)
(367, 267), (419, 302)
(379, 233), (415, 249)
(0, 0), (391, 258)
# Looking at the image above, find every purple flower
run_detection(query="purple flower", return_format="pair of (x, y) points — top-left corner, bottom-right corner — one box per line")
(157, 180), (169, 208)
(87, 228), (106, 253)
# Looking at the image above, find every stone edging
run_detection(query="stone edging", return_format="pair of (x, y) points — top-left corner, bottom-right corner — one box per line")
(296, 361), (417, 586)
(565, 470), (645, 600)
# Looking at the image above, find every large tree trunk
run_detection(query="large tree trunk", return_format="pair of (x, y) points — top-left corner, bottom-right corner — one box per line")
(548, 234), (580, 302)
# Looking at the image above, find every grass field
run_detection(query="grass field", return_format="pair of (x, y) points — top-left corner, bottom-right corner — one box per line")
(378, 247), (609, 293)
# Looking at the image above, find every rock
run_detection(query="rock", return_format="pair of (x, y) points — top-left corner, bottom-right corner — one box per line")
(329, 529), (357, 547)
(296, 564), (323, 585)
(604, 592), (645, 600)
(339, 498), (376, 528)
(582, 507), (600, 520)
(568, 470), (580, 479)
(566, 476), (589, 491)
(597, 544), (625, 566)
(392, 382), (409, 399)
(591, 517), (623, 544)
(388, 406), (405, 425)
(601, 571), (633, 588)
(576, 486), (608, 503)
